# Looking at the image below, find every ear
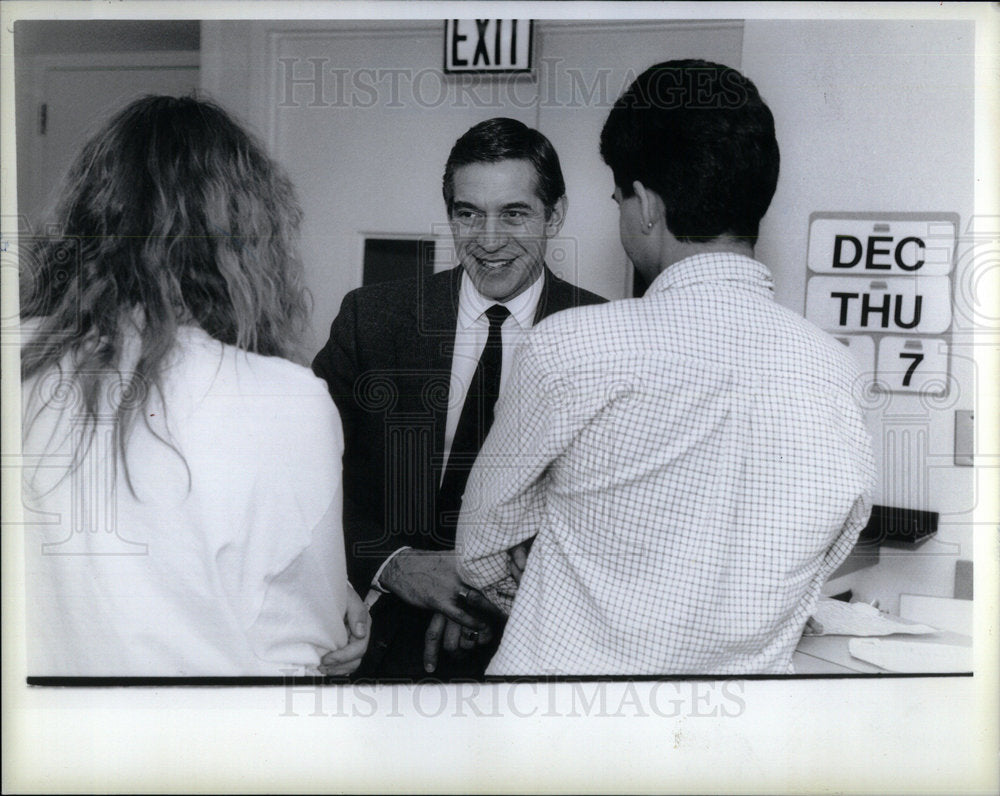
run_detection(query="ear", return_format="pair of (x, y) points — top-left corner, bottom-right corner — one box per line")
(544, 195), (567, 237)
(632, 180), (662, 234)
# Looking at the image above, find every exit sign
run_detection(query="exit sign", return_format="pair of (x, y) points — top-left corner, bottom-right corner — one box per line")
(444, 20), (533, 74)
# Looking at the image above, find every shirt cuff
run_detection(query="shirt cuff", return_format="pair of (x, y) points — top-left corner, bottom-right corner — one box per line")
(371, 546), (410, 594)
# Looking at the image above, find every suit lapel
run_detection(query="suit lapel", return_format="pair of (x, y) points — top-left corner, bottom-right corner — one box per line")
(394, 267), (461, 485)
(535, 266), (567, 323)
(397, 266), (575, 491)
(397, 267), (459, 364)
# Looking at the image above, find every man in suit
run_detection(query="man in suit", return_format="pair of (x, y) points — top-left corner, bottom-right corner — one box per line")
(312, 118), (605, 679)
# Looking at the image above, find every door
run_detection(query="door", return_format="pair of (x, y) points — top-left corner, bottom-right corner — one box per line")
(17, 51), (200, 233)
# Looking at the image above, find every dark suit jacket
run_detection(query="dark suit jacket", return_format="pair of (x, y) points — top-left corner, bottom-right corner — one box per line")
(312, 265), (605, 678)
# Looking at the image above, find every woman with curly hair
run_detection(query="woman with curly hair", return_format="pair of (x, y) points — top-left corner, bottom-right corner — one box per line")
(21, 95), (367, 677)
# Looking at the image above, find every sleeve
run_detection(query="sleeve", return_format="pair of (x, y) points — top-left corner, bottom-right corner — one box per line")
(242, 390), (351, 673)
(311, 291), (403, 592)
(456, 333), (583, 609)
(821, 395), (878, 574)
(312, 290), (365, 446)
(247, 485), (350, 673)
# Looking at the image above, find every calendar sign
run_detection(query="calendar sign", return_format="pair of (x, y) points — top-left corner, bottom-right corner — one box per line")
(805, 212), (956, 396)
(808, 217), (955, 277)
(805, 275), (952, 334)
(834, 335), (876, 379)
(876, 337), (950, 395)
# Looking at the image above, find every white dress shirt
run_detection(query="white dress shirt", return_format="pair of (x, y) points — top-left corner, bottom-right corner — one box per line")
(442, 269), (544, 474)
(457, 252), (877, 676)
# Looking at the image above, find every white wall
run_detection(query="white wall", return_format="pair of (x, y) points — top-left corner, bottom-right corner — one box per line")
(742, 20), (976, 612)
(535, 21), (743, 301)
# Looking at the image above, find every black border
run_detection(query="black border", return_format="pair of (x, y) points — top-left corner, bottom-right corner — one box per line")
(27, 671), (973, 687)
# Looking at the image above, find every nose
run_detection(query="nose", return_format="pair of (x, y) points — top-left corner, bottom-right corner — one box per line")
(476, 215), (508, 251)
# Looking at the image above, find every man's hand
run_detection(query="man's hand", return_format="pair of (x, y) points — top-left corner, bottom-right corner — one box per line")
(319, 586), (371, 677)
(423, 612), (496, 674)
(383, 549), (505, 673)
(381, 548), (500, 629)
(508, 537), (535, 585)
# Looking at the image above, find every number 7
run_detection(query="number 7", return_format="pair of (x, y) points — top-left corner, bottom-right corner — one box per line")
(899, 352), (924, 386)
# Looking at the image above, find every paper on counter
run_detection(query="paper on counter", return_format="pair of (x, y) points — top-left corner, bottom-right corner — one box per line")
(804, 598), (937, 636)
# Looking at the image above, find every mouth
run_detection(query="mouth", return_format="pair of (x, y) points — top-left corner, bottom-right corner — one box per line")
(475, 256), (515, 270)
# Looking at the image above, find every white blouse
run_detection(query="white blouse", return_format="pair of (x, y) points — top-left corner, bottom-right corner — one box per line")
(21, 325), (349, 676)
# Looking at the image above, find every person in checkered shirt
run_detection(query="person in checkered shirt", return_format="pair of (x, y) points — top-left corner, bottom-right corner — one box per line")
(456, 59), (877, 675)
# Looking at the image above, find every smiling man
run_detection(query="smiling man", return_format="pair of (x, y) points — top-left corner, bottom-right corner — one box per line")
(312, 118), (605, 680)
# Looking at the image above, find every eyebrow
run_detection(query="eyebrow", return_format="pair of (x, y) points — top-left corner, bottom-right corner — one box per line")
(500, 202), (535, 212)
(451, 200), (537, 212)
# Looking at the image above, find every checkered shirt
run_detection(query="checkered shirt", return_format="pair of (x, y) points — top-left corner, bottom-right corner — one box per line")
(456, 252), (876, 675)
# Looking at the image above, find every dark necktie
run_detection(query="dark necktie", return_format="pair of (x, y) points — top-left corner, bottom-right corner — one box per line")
(437, 304), (511, 545)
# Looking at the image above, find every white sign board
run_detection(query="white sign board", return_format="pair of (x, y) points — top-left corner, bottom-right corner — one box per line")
(805, 213), (956, 396)
(444, 20), (533, 73)
(834, 334), (876, 381)
(805, 275), (952, 334)
(808, 217), (956, 277)
(877, 337), (950, 395)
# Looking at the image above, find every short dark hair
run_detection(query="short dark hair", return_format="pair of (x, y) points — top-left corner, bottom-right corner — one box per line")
(600, 59), (780, 244)
(442, 117), (566, 217)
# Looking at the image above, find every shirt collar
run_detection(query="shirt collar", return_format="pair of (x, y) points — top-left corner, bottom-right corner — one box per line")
(457, 267), (545, 329)
(645, 252), (775, 298)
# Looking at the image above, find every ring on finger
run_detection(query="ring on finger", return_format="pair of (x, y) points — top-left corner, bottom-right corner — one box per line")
(457, 587), (470, 602)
